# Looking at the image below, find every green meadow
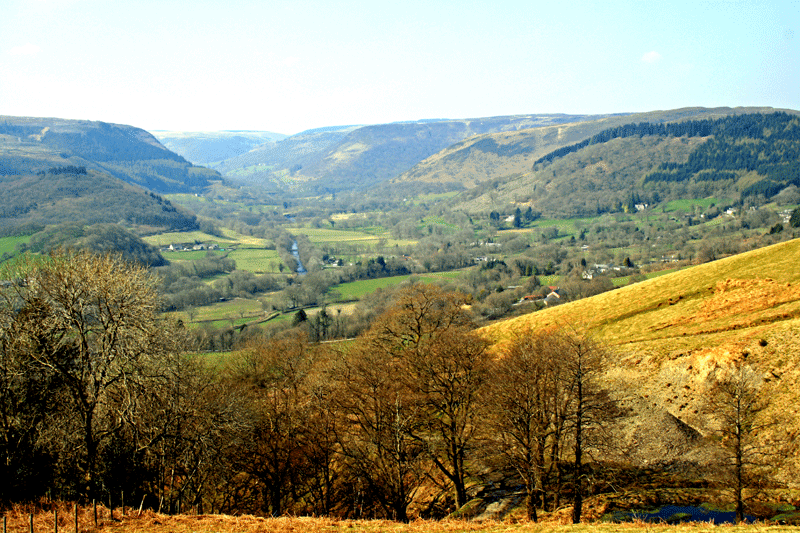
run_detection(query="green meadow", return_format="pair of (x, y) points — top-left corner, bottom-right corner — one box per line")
(332, 271), (464, 301)
(227, 248), (283, 272)
(0, 234), (31, 256)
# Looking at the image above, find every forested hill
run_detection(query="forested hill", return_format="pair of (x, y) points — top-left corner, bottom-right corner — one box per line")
(452, 109), (800, 216)
(0, 116), (221, 194)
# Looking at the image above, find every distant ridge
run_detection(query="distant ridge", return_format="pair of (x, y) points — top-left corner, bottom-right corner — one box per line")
(217, 114), (623, 192)
(0, 116), (208, 232)
(153, 130), (287, 166)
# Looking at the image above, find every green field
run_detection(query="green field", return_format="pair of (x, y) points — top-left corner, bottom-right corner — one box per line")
(0, 235), (31, 256)
(421, 215), (460, 231)
(227, 248), (283, 273)
(161, 250), (213, 262)
(285, 226), (416, 249)
(174, 297), (266, 327)
(286, 226), (386, 244)
(537, 275), (562, 286)
(332, 271), (464, 301)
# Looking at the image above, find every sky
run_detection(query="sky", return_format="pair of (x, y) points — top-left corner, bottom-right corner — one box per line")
(1, 0), (798, 135)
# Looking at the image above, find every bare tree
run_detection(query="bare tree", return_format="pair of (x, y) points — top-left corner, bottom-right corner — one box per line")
(557, 328), (614, 524)
(331, 339), (429, 521)
(705, 363), (773, 523)
(402, 327), (489, 511)
(486, 328), (569, 521)
(369, 284), (487, 510)
(2, 250), (183, 499)
(224, 332), (312, 516)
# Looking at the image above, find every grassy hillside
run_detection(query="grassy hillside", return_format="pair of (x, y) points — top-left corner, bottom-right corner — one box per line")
(481, 237), (800, 475)
(0, 116), (220, 194)
(215, 126), (361, 188)
(0, 166), (198, 232)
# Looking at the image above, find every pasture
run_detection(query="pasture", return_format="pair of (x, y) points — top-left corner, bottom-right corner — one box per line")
(161, 249), (212, 262)
(227, 247), (283, 273)
(332, 271), (464, 301)
(286, 226), (386, 244)
(174, 297), (267, 328)
(0, 234), (30, 256)
(661, 198), (730, 213)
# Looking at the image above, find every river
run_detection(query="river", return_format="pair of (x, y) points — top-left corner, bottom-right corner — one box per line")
(291, 241), (307, 275)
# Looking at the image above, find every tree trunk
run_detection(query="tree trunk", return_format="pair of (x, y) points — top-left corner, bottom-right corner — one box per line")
(735, 430), (744, 523)
(572, 380), (583, 524)
(525, 482), (538, 522)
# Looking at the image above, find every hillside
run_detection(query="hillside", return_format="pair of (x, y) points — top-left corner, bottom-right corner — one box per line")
(215, 125), (361, 189)
(0, 116), (221, 194)
(0, 165), (198, 233)
(214, 115), (620, 193)
(481, 237), (800, 475)
(153, 130), (287, 166)
(389, 107), (796, 213)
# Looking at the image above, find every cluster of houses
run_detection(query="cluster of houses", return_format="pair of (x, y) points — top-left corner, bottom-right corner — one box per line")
(518, 286), (563, 306)
(163, 243), (220, 252)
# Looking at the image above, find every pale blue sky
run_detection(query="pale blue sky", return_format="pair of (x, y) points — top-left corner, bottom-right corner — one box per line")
(1, 0), (797, 134)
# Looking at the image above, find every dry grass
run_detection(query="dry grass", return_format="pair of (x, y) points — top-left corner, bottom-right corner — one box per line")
(480, 237), (800, 480)
(482, 238), (800, 359)
(3, 505), (797, 533)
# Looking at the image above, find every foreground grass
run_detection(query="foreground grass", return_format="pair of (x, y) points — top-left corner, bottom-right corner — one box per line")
(4, 507), (795, 533)
(99, 516), (797, 532)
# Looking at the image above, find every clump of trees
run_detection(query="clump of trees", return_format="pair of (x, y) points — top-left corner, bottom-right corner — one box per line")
(0, 251), (245, 507)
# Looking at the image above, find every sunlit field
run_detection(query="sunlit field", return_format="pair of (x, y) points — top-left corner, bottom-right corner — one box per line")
(333, 272), (464, 301)
(0, 234), (30, 256)
(227, 247), (283, 272)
